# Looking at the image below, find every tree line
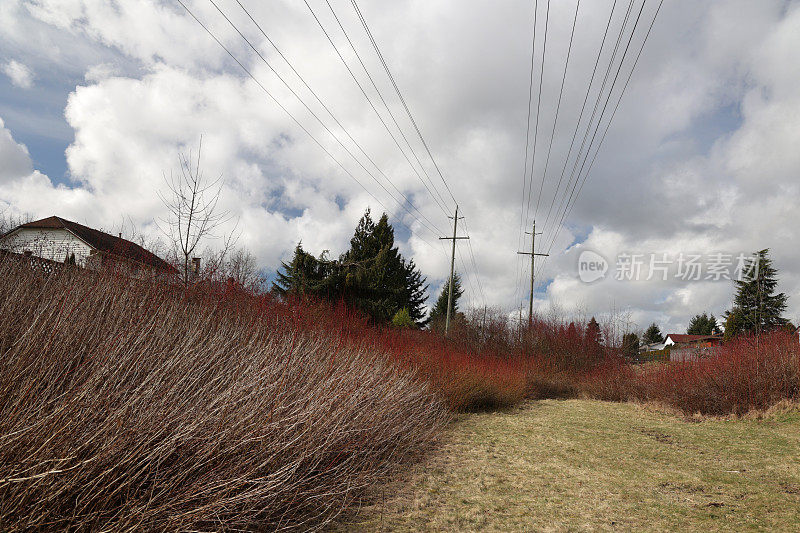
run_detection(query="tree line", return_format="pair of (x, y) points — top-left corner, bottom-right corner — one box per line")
(273, 209), (464, 328)
(627, 249), (793, 357)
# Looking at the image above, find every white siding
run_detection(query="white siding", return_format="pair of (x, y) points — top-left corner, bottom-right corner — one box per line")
(0, 228), (93, 266)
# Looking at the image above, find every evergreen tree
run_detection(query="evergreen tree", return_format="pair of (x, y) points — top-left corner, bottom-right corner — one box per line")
(723, 308), (746, 340)
(724, 249), (788, 337)
(687, 312), (721, 336)
(566, 322), (580, 342)
(339, 210), (428, 326)
(345, 209), (381, 261)
(621, 332), (640, 360)
(710, 314), (722, 335)
(274, 210), (429, 326)
(428, 272), (464, 325)
(401, 257), (428, 326)
(642, 323), (664, 345)
(391, 307), (415, 329)
(272, 243), (326, 297)
(585, 317), (603, 345)
(583, 316), (604, 365)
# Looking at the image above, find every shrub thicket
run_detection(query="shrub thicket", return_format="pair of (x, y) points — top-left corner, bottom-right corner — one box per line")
(0, 256), (449, 531)
(2, 249), (796, 530)
(590, 332), (799, 415)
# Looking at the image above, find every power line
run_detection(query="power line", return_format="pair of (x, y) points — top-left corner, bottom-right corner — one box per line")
(514, 0), (541, 314)
(350, 0), (459, 210)
(313, 0), (452, 218)
(323, 0), (452, 216)
(208, 0), (444, 240)
(546, 0), (647, 246)
(457, 246), (479, 308)
(551, 0), (665, 251)
(532, 0), (582, 248)
(522, 0), (552, 241)
(348, 0), (493, 307)
(234, 0), (445, 236)
(304, 0), (452, 220)
(539, 0), (620, 238)
(460, 216), (487, 306)
(540, 0), (638, 244)
(536, 0), (665, 283)
(176, 0), (445, 253)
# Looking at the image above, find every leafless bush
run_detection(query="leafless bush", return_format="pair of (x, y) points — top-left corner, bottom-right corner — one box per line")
(0, 256), (447, 531)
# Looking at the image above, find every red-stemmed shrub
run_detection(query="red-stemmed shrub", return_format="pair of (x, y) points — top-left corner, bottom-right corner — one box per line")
(0, 256), (449, 531)
(584, 331), (800, 415)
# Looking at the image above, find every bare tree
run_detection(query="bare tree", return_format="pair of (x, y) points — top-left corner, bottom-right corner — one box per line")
(221, 247), (267, 292)
(159, 137), (232, 285)
(0, 207), (31, 236)
(111, 215), (168, 258)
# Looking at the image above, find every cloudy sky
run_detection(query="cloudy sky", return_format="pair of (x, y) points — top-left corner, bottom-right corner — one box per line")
(1, 0), (799, 333)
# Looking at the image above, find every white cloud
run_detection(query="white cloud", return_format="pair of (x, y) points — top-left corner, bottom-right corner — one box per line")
(1, 0), (800, 332)
(84, 63), (120, 82)
(0, 117), (32, 181)
(3, 60), (33, 88)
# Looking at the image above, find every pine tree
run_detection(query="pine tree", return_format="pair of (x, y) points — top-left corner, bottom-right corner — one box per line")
(401, 257), (428, 326)
(272, 243), (325, 297)
(345, 208), (381, 261)
(566, 322), (580, 342)
(687, 313), (721, 336)
(274, 210), (429, 326)
(428, 272), (464, 326)
(339, 210), (428, 326)
(585, 317), (603, 345)
(724, 249), (787, 337)
(583, 316), (604, 365)
(621, 332), (640, 360)
(642, 322), (664, 345)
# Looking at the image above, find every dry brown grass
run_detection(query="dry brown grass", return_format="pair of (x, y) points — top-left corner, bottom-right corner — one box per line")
(335, 399), (800, 532)
(0, 257), (449, 531)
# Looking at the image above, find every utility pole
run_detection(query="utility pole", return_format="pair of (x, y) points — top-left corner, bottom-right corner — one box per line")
(517, 221), (548, 327)
(439, 205), (469, 335)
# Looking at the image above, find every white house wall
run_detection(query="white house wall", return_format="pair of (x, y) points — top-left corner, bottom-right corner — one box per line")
(0, 228), (93, 266)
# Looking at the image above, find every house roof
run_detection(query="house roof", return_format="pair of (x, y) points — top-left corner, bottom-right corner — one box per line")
(9, 216), (177, 273)
(666, 334), (721, 344)
(639, 342), (665, 350)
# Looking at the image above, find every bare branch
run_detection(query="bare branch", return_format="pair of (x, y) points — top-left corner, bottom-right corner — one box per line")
(158, 136), (232, 286)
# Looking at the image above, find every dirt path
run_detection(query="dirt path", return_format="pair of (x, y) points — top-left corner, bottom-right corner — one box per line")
(332, 399), (800, 531)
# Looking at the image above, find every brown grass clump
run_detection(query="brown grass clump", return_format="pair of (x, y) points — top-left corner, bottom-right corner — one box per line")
(0, 257), (448, 531)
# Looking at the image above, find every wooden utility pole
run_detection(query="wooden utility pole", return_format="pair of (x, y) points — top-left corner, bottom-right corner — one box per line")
(517, 221), (548, 326)
(439, 205), (469, 335)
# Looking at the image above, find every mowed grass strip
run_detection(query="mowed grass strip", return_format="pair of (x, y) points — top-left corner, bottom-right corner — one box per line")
(332, 400), (800, 532)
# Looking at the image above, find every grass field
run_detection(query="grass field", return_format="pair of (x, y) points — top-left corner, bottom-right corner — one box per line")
(333, 399), (800, 532)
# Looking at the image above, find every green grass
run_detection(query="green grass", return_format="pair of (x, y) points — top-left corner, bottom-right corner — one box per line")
(332, 400), (800, 532)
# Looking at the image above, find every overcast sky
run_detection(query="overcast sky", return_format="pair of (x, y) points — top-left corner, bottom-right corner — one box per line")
(1, 0), (799, 333)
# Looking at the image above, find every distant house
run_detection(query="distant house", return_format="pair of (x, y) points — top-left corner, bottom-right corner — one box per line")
(664, 334), (722, 362)
(664, 334), (722, 347)
(0, 216), (177, 278)
(639, 341), (666, 352)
